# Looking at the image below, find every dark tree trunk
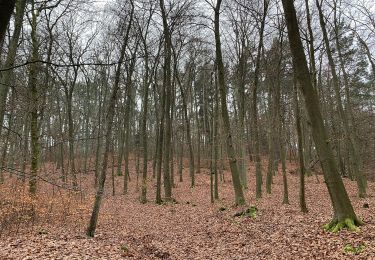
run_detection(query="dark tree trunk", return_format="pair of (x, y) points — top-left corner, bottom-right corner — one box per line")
(0, 0), (16, 56)
(214, 0), (245, 206)
(282, 0), (361, 231)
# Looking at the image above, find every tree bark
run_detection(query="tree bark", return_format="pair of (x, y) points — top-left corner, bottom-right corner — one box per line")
(316, 0), (366, 198)
(160, 0), (173, 201)
(282, 0), (361, 231)
(253, 0), (269, 199)
(214, 0), (245, 206)
(86, 1), (134, 237)
(294, 73), (308, 213)
(0, 0), (16, 57)
(28, 2), (40, 195)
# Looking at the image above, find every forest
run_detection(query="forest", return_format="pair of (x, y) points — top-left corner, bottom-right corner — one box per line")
(0, 0), (374, 259)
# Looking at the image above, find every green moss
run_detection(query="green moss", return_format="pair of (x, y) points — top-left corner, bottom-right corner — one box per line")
(234, 206), (258, 219)
(324, 218), (362, 232)
(120, 244), (129, 252)
(343, 244), (366, 254)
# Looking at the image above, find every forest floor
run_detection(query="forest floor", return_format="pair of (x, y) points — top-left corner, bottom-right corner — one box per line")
(0, 160), (374, 259)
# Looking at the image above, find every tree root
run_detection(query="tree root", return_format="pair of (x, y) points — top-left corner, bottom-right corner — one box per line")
(324, 218), (363, 232)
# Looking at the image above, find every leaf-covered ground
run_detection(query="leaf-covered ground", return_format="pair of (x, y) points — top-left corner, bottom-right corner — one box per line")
(0, 161), (373, 259)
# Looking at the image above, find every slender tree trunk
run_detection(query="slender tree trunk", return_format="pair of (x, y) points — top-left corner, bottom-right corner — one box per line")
(213, 70), (219, 200)
(140, 54), (150, 203)
(28, 3), (40, 195)
(235, 41), (248, 189)
(21, 116), (29, 182)
(86, 2), (134, 237)
(66, 93), (77, 187)
(253, 0), (269, 199)
(94, 71), (105, 187)
(214, 0), (245, 206)
(84, 82), (90, 175)
(316, 0), (366, 198)
(304, 0), (318, 91)
(173, 57), (195, 187)
(160, 0), (173, 201)
(294, 73), (308, 213)
(178, 128), (184, 183)
(123, 45), (138, 194)
(280, 124), (289, 204)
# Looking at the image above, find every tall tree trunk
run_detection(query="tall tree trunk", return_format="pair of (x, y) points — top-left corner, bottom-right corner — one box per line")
(316, 0), (366, 198)
(213, 69), (219, 200)
(178, 127), (184, 183)
(282, 0), (361, 231)
(84, 81), (91, 175)
(304, 0), (318, 91)
(294, 73), (308, 213)
(160, 0), (173, 201)
(123, 44), (139, 194)
(253, 0), (269, 199)
(66, 93), (77, 187)
(173, 60), (195, 187)
(28, 2), (40, 195)
(140, 50), (150, 204)
(94, 69), (107, 187)
(86, 1), (134, 237)
(214, 0), (245, 206)
(236, 41), (248, 189)
(280, 122), (289, 204)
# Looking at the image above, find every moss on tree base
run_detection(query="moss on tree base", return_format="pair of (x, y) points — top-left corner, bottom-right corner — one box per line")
(324, 218), (363, 232)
